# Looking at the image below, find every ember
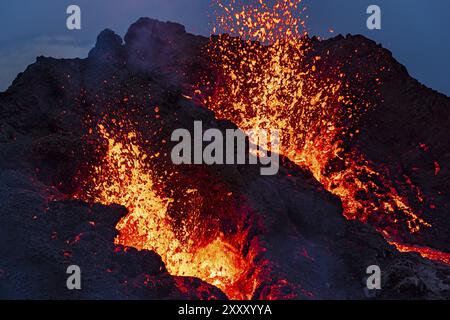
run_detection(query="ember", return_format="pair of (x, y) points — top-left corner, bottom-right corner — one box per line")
(75, 118), (258, 299)
(203, 0), (439, 261)
(70, 0), (448, 302)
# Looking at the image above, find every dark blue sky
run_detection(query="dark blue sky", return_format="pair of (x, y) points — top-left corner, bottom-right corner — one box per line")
(0, 0), (449, 96)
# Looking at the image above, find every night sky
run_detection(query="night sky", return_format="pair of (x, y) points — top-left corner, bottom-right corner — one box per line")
(0, 0), (449, 95)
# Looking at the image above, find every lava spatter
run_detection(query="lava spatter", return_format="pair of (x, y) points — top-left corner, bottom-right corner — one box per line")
(73, 0), (447, 302)
(74, 116), (260, 299)
(203, 0), (437, 257)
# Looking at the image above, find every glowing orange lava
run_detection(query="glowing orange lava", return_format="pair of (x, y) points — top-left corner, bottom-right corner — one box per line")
(75, 119), (257, 299)
(74, 1), (448, 303)
(203, 0), (439, 259)
(389, 241), (450, 265)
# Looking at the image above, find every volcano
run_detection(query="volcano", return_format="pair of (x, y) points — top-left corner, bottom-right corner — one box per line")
(0, 16), (449, 300)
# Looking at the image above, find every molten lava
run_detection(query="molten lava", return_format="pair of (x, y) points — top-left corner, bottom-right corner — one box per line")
(388, 240), (450, 265)
(202, 0), (441, 260)
(73, 0), (448, 302)
(75, 119), (257, 299)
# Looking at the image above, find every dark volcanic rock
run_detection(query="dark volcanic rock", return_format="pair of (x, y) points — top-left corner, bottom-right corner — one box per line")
(0, 17), (449, 300)
(123, 18), (207, 84)
(0, 171), (226, 299)
(307, 34), (450, 250)
(88, 29), (125, 65)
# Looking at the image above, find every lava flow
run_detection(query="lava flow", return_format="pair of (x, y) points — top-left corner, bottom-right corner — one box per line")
(388, 240), (450, 265)
(202, 0), (440, 259)
(74, 117), (258, 300)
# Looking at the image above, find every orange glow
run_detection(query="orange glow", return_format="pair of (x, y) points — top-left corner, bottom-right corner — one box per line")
(75, 120), (257, 299)
(389, 241), (450, 265)
(73, 1), (447, 303)
(203, 0), (436, 258)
